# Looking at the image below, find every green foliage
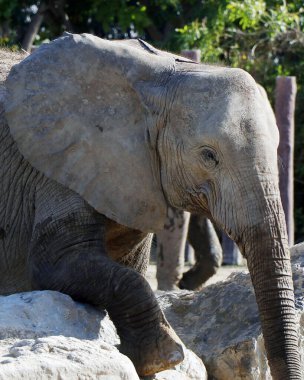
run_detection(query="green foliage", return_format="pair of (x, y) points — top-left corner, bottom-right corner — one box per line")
(0, 0), (18, 22)
(173, 0), (302, 67)
(227, 0), (266, 29)
(176, 17), (225, 62)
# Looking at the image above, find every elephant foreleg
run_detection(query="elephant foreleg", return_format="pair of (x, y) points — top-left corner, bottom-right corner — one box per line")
(28, 193), (183, 376)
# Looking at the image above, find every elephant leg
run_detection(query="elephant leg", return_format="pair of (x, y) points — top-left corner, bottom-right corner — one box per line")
(28, 186), (184, 376)
(156, 207), (190, 290)
(178, 214), (222, 290)
(221, 231), (242, 265)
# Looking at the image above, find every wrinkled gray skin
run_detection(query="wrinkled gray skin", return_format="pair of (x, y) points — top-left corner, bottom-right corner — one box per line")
(0, 34), (301, 380)
(156, 207), (222, 290)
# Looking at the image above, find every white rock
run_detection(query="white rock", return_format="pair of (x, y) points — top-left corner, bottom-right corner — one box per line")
(148, 348), (207, 380)
(1, 241), (302, 380)
(157, 242), (304, 380)
(0, 290), (118, 344)
(0, 290), (206, 379)
(0, 291), (137, 379)
(0, 336), (138, 380)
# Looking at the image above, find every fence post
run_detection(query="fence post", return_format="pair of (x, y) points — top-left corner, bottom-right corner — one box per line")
(180, 49), (201, 63)
(275, 76), (297, 246)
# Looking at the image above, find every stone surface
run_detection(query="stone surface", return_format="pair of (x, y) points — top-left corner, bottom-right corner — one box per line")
(0, 291), (135, 380)
(145, 348), (207, 380)
(0, 290), (206, 380)
(158, 242), (304, 380)
(1, 243), (302, 380)
(0, 336), (138, 380)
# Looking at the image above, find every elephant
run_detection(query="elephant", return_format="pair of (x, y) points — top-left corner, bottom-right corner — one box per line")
(0, 33), (301, 379)
(156, 207), (223, 290)
(179, 213), (223, 289)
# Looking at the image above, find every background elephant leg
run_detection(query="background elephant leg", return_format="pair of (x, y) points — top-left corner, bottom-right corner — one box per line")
(156, 207), (190, 290)
(28, 208), (184, 376)
(178, 214), (223, 290)
(221, 231), (243, 265)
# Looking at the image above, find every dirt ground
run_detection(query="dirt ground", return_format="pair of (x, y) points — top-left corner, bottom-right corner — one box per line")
(146, 263), (248, 291)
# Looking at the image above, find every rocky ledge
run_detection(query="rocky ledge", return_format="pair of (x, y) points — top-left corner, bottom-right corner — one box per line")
(157, 242), (304, 379)
(0, 243), (303, 379)
(0, 289), (206, 380)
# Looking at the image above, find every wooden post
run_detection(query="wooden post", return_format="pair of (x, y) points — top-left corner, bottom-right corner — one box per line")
(180, 49), (201, 63)
(21, 2), (47, 52)
(275, 77), (297, 246)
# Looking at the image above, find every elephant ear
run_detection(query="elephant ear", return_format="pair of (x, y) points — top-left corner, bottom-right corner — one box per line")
(5, 33), (176, 232)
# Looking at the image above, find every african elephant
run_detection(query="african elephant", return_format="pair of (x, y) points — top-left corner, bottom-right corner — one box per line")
(179, 213), (223, 289)
(0, 33), (301, 379)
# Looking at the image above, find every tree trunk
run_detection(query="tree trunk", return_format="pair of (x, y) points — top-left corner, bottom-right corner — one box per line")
(180, 49), (201, 62)
(275, 76), (297, 246)
(21, 3), (47, 52)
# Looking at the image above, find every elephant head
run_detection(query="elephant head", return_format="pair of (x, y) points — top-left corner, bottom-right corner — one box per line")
(4, 34), (300, 379)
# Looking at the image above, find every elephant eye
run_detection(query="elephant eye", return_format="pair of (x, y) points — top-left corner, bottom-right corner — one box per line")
(201, 147), (219, 169)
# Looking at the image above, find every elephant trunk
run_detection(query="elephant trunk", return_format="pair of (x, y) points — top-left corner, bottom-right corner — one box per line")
(240, 196), (301, 379)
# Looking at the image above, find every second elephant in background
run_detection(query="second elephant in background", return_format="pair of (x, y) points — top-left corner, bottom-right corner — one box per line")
(156, 206), (223, 290)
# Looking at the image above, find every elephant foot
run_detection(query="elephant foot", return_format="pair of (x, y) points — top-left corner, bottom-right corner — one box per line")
(119, 316), (184, 376)
(178, 263), (218, 290)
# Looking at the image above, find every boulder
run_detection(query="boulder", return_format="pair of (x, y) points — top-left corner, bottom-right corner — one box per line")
(0, 336), (137, 380)
(158, 242), (304, 379)
(0, 243), (302, 379)
(0, 290), (206, 380)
